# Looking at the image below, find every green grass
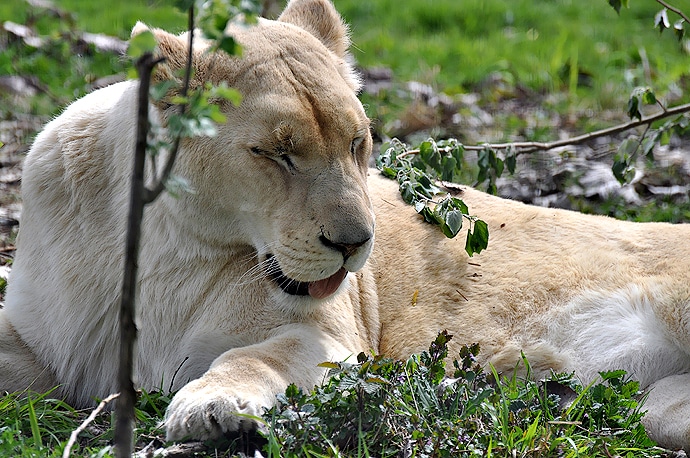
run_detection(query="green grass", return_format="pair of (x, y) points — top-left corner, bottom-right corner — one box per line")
(338, 0), (689, 106)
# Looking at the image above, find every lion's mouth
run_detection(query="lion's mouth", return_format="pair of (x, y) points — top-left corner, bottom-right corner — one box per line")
(265, 255), (348, 299)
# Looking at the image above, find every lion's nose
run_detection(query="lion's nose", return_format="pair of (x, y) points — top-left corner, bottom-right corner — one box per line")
(319, 234), (372, 260)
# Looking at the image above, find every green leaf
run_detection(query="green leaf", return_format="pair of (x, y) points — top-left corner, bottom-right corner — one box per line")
(641, 135), (656, 159)
(150, 80), (176, 101)
(608, 0), (624, 14)
(612, 138), (638, 184)
(465, 220), (489, 257)
(435, 197), (465, 238)
(505, 148), (517, 175)
(399, 181), (415, 204)
(450, 143), (464, 164)
(170, 95), (189, 105)
(490, 152), (504, 178)
(618, 137), (638, 157)
(208, 82), (243, 106)
(626, 86), (658, 122)
(207, 105), (227, 124)
(381, 166), (397, 179)
(420, 206), (442, 225)
(641, 88), (656, 105)
(626, 93), (641, 121)
(477, 147), (490, 182)
(441, 209), (463, 238)
(127, 30), (157, 59)
(599, 369), (627, 382)
(441, 156), (457, 181)
(419, 139), (442, 173)
(450, 196), (469, 215)
(164, 174), (195, 198)
(218, 35), (242, 56)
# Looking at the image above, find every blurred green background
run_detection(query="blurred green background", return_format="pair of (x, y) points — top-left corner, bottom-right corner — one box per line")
(1, 0), (688, 116)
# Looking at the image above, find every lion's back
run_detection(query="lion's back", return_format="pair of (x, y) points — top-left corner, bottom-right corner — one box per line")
(4, 81), (140, 405)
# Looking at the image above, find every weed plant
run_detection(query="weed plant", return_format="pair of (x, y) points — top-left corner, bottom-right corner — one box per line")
(263, 331), (665, 458)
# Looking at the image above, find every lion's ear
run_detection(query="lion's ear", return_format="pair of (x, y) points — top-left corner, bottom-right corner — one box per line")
(277, 0), (350, 59)
(131, 22), (190, 85)
(278, 0), (361, 92)
(130, 22), (201, 108)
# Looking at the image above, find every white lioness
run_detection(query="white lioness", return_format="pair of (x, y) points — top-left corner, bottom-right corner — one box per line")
(1, 0), (689, 450)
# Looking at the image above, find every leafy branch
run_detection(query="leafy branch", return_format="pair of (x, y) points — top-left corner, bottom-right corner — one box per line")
(388, 89), (690, 195)
(470, 94), (690, 185)
(377, 138), (489, 257)
(457, 100), (690, 156)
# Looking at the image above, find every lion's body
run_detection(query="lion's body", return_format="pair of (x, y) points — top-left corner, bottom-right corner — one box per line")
(1, 0), (690, 450)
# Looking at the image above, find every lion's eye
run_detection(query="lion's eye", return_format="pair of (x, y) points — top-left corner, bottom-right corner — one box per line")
(350, 137), (364, 156)
(279, 154), (295, 170)
(251, 147), (295, 172)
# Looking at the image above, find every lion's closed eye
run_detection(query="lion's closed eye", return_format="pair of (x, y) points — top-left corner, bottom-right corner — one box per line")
(350, 137), (364, 155)
(251, 146), (296, 171)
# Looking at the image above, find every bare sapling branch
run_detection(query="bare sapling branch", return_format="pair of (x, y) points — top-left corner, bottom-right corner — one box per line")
(114, 50), (163, 458)
(115, 8), (195, 457)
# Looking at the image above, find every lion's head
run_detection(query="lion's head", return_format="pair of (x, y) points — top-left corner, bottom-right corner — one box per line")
(135, 0), (375, 300)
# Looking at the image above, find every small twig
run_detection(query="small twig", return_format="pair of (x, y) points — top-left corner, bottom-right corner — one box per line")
(656, 0), (690, 25)
(455, 289), (468, 302)
(143, 7), (196, 204)
(63, 393), (119, 458)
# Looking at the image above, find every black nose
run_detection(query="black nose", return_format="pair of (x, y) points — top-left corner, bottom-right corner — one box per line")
(319, 234), (371, 260)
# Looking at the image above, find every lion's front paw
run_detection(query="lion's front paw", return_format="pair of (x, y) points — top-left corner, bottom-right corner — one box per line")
(164, 384), (265, 441)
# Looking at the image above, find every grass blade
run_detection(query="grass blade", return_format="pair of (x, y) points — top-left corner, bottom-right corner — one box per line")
(27, 395), (43, 450)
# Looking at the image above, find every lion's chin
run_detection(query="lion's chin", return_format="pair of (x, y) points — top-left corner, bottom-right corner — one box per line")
(265, 255), (348, 299)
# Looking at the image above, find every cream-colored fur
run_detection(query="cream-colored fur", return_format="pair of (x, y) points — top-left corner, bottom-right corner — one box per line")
(1, 0), (689, 449)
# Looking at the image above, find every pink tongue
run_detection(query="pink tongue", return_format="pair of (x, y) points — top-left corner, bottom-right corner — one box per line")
(308, 268), (348, 299)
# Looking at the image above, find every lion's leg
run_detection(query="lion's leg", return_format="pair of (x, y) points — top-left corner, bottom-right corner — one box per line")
(642, 373), (690, 452)
(0, 308), (57, 395)
(164, 324), (354, 441)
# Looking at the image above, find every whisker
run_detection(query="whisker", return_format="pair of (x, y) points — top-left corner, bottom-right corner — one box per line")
(231, 242), (281, 288)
